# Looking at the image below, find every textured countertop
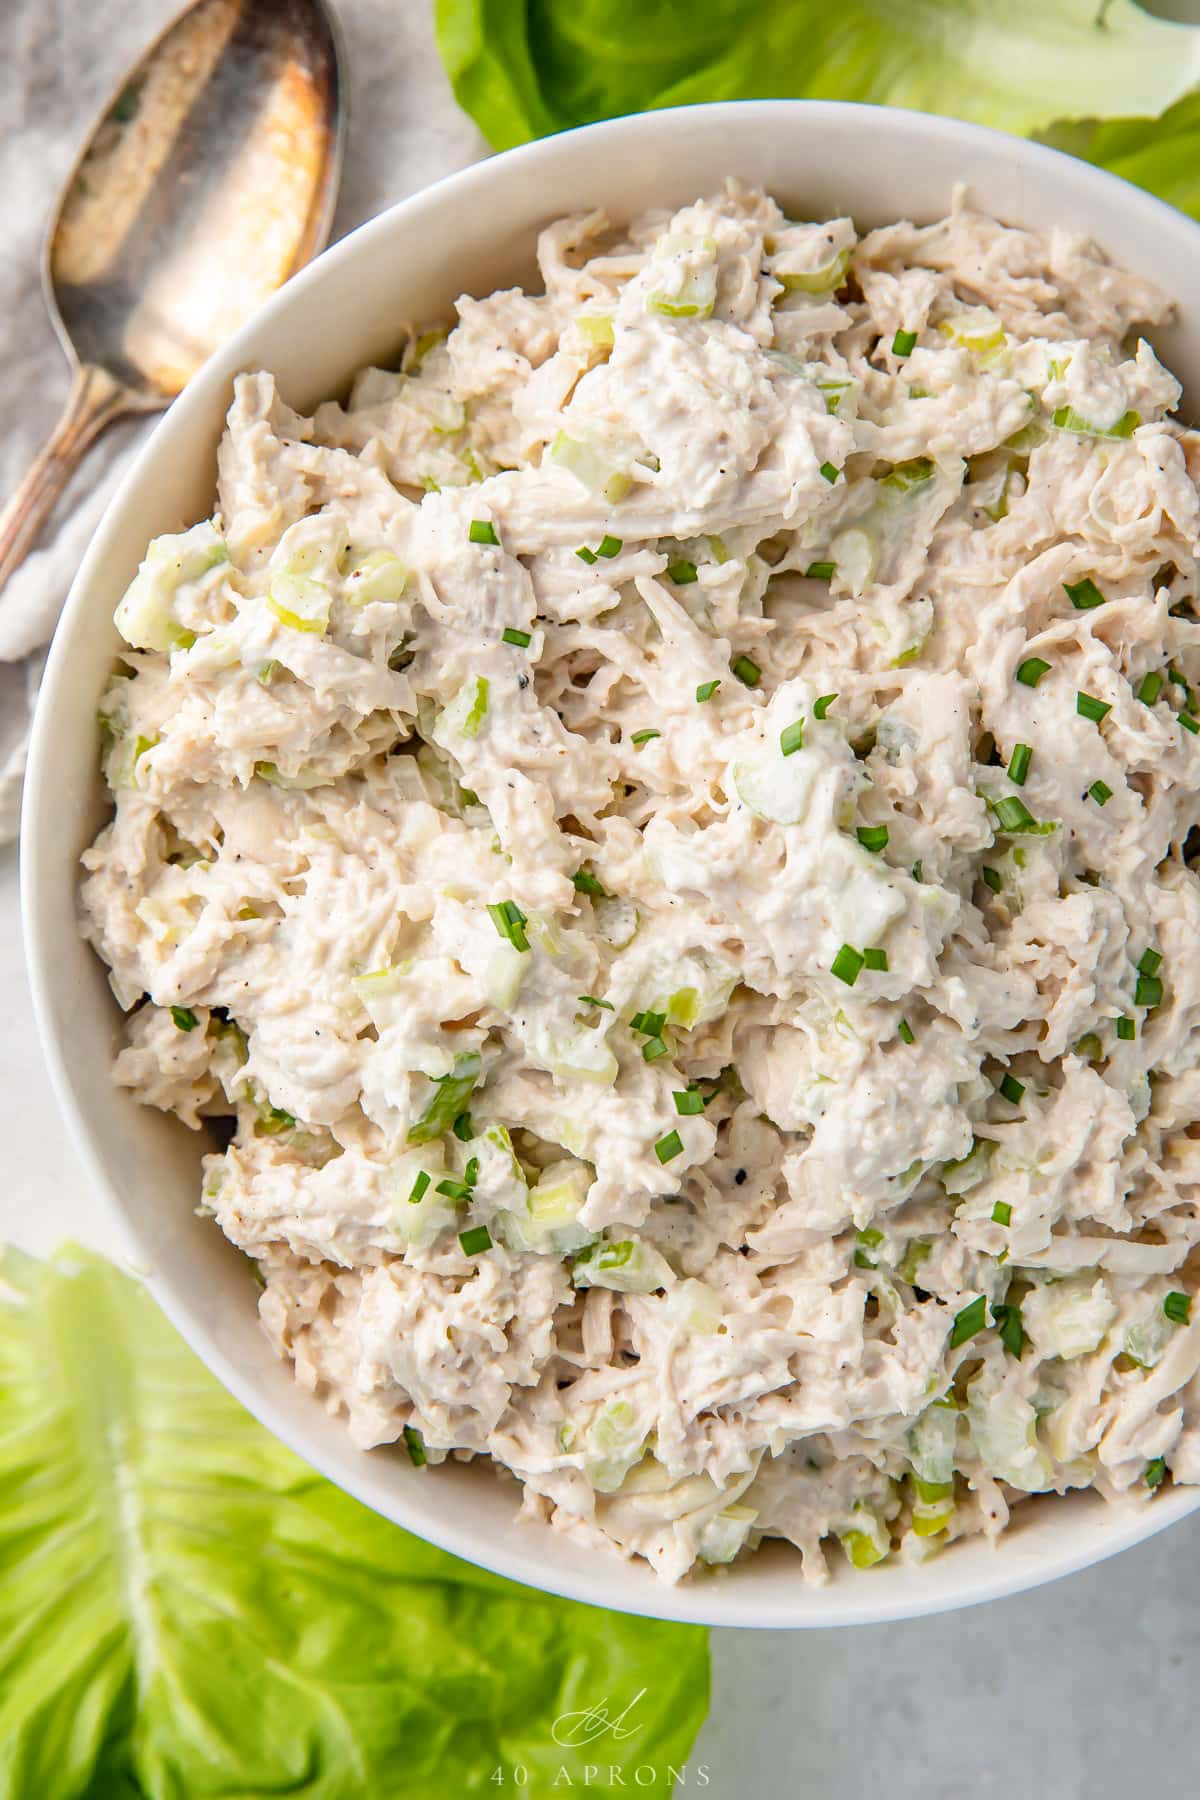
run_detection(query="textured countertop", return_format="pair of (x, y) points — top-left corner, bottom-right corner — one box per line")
(2, 5), (1198, 1795)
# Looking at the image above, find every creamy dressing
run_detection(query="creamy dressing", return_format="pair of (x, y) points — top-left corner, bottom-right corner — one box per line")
(82, 185), (1200, 1584)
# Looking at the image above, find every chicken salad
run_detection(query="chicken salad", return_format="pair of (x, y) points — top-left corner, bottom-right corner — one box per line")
(82, 183), (1200, 1583)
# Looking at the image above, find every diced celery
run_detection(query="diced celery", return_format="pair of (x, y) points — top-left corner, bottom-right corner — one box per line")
(575, 311), (615, 348)
(940, 1136), (994, 1196)
(114, 520), (228, 652)
(581, 1398), (647, 1494)
(910, 1475), (955, 1536)
(267, 572), (330, 635)
(1026, 1277), (1115, 1360)
(1052, 406), (1140, 439)
(664, 1278), (723, 1335)
(909, 1397), (958, 1486)
(1124, 1300), (1177, 1370)
(938, 308), (1006, 363)
(879, 457), (935, 493)
(548, 431), (633, 503)
(828, 528), (878, 598)
(777, 245), (852, 295)
(572, 1236), (673, 1294)
(593, 895), (639, 948)
(697, 1504), (757, 1565)
(342, 549), (409, 605)
(967, 1388), (1053, 1492)
(733, 746), (816, 826)
(407, 1052), (482, 1146)
(646, 233), (718, 318)
(437, 675), (490, 740)
(839, 1510), (890, 1569)
(351, 961), (416, 1028)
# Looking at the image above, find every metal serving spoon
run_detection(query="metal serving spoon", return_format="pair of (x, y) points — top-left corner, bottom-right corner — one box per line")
(0, 0), (345, 594)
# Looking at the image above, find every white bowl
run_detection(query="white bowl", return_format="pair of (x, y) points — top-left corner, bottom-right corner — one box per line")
(22, 101), (1200, 1627)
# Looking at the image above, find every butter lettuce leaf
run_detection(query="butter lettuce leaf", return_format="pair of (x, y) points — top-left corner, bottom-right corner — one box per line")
(435, 0), (1200, 214)
(1041, 88), (1200, 221)
(0, 1245), (709, 1799)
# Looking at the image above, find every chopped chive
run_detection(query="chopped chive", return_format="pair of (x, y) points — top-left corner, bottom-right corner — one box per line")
(1136, 973), (1163, 1008)
(992, 1201), (1012, 1226)
(805, 561), (836, 580)
(911, 861), (923, 882)
(408, 1170), (432, 1204)
(863, 947), (889, 972)
(459, 1225), (493, 1255)
(631, 1010), (666, 1037)
(642, 1036), (670, 1062)
(819, 461), (840, 483)
(813, 693), (837, 719)
(1146, 1456), (1167, 1490)
(1137, 671), (1163, 704)
(667, 558), (698, 584)
(469, 519), (499, 546)
(1116, 1015), (1136, 1040)
(501, 627), (532, 647)
(993, 1301), (1025, 1359)
(1164, 1290), (1192, 1326)
(596, 534), (622, 558)
(572, 868), (609, 898)
(1138, 948), (1162, 977)
(487, 899), (529, 952)
(436, 1177), (473, 1201)
(1007, 743), (1032, 785)
(169, 1005), (199, 1032)
(981, 866), (1002, 893)
(578, 994), (613, 1010)
(856, 825), (889, 853)
(992, 795), (1036, 833)
(1016, 657), (1051, 688)
(898, 1019), (915, 1045)
(732, 655), (761, 688)
(1088, 779), (1112, 806)
(997, 1072), (1025, 1105)
(630, 728), (661, 746)
(463, 1156), (480, 1186)
(655, 1129), (684, 1164)
(892, 328), (917, 357)
(403, 1425), (427, 1467)
(831, 944), (864, 987)
(949, 1294), (987, 1349)
(1076, 691), (1111, 723)
(1181, 712), (1200, 734)
(696, 679), (721, 702)
(1064, 577), (1105, 610)
(673, 1089), (706, 1115)
(780, 719), (805, 757)
(576, 545), (598, 564)
(452, 1111), (473, 1141)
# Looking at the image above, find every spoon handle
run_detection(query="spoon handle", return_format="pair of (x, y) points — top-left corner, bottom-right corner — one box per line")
(0, 363), (135, 597)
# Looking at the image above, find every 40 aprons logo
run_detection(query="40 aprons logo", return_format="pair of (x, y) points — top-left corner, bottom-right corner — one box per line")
(489, 1687), (712, 1788)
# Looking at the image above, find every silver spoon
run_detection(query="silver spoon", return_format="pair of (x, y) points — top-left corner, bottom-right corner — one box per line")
(0, 0), (345, 594)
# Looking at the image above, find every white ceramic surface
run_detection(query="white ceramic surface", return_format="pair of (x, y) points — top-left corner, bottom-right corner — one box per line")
(21, 100), (1200, 1628)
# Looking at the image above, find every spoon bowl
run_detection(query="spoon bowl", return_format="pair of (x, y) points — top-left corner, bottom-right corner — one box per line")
(0, 0), (344, 591)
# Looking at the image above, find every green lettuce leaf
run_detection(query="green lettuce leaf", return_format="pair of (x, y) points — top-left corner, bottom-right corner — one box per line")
(0, 1245), (709, 1799)
(1041, 88), (1200, 221)
(435, 0), (1200, 211)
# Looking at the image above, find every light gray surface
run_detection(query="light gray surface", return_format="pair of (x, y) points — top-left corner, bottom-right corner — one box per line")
(2, 4), (1198, 1796)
